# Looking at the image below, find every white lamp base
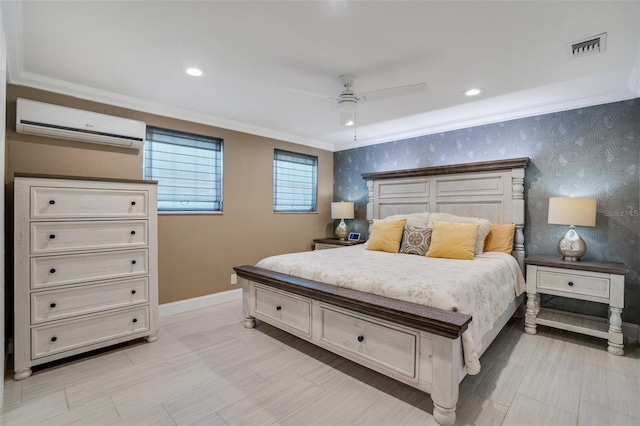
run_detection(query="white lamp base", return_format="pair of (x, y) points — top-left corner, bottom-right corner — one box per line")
(335, 219), (349, 241)
(557, 226), (586, 261)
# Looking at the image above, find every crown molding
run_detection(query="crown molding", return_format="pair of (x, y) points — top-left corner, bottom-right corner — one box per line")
(334, 81), (638, 151)
(8, 71), (335, 152)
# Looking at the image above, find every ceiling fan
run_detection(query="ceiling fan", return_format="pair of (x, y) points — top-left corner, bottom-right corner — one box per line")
(288, 74), (428, 126)
(334, 74), (428, 126)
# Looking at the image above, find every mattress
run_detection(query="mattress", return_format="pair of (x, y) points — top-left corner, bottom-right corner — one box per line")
(256, 245), (526, 374)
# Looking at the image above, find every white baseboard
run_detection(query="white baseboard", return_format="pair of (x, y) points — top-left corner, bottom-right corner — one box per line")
(159, 288), (242, 318)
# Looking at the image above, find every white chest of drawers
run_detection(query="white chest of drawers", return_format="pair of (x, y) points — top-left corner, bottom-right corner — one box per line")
(13, 174), (159, 380)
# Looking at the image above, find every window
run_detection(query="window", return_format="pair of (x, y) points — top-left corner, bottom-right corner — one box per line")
(273, 149), (318, 212)
(144, 126), (223, 213)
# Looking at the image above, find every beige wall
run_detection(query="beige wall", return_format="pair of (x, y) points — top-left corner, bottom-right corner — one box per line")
(5, 85), (333, 304)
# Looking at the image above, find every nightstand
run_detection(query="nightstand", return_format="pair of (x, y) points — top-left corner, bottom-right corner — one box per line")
(524, 255), (629, 355)
(313, 238), (365, 250)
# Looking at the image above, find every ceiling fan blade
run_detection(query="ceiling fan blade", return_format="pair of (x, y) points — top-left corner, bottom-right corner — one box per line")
(358, 83), (428, 103)
(281, 86), (335, 100)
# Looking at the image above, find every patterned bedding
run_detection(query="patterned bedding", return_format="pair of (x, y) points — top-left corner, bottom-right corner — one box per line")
(256, 245), (526, 375)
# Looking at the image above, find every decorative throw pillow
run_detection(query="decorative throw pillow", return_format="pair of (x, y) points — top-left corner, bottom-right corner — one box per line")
(484, 223), (516, 254)
(383, 212), (430, 228)
(366, 219), (407, 253)
(399, 226), (432, 256)
(427, 212), (491, 255)
(426, 221), (479, 260)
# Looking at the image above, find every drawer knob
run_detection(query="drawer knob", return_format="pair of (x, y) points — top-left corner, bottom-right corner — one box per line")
(49, 268), (56, 274)
(49, 303), (56, 309)
(131, 290), (136, 295)
(131, 201), (136, 206)
(49, 200), (55, 205)
(132, 318), (138, 323)
(131, 260), (137, 265)
(276, 306), (282, 311)
(51, 337), (57, 342)
(49, 234), (56, 239)
(130, 231), (136, 235)
(357, 335), (364, 342)
(568, 281), (574, 287)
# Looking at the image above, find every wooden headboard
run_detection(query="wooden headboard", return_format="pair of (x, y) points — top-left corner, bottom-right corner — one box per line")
(361, 158), (530, 270)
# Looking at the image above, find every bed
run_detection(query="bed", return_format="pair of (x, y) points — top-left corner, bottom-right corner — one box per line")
(234, 157), (530, 426)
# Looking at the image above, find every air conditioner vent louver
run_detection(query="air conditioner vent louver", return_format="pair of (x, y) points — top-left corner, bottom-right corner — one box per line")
(568, 33), (607, 58)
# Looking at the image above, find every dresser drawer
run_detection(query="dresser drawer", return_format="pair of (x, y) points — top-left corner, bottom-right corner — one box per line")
(255, 286), (311, 335)
(31, 306), (149, 359)
(31, 220), (148, 254)
(321, 307), (416, 378)
(31, 277), (149, 324)
(31, 249), (148, 289)
(31, 187), (148, 219)
(537, 267), (610, 300)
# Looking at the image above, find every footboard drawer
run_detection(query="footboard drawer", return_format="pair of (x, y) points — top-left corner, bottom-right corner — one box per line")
(321, 306), (417, 378)
(255, 285), (311, 335)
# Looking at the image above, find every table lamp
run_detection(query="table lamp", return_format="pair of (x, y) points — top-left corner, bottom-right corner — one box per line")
(331, 201), (354, 240)
(547, 197), (597, 261)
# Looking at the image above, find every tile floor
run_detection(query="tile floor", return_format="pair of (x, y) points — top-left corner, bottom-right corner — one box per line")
(2, 300), (639, 425)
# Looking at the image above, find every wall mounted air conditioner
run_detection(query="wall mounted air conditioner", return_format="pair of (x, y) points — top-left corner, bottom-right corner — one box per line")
(16, 98), (146, 150)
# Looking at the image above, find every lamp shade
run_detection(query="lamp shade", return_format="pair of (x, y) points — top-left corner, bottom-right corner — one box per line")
(548, 197), (597, 227)
(331, 201), (354, 219)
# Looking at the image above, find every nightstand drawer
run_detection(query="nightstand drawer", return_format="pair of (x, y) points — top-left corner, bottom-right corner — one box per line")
(537, 267), (609, 299)
(315, 243), (338, 250)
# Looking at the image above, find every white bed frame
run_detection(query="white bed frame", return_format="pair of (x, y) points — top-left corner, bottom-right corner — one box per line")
(235, 157), (529, 426)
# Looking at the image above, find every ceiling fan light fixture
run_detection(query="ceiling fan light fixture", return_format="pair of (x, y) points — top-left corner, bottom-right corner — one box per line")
(337, 98), (358, 113)
(339, 110), (356, 127)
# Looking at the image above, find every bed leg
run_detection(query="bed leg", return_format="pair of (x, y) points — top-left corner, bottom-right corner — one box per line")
(242, 277), (256, 328)
(243, 316), (256, 329)
(433, 405), (456, 426)
(431, 335), (460, 426)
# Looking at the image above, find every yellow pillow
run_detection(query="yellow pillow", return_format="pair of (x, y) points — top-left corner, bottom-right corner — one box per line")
(484, 223), (516, 254)
(426, 221), (479, 260)
(366, 219), (407, 253)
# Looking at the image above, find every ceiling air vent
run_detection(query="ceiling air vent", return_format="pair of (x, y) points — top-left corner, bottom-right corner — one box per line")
(567, 33), (607, 58)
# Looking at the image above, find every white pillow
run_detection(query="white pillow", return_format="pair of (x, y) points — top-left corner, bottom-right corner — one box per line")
(382, 212), (430, 228)
(427, 212), (491, 255)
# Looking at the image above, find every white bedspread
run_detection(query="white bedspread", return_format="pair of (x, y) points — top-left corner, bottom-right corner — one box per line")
(256, 245), (525, 375)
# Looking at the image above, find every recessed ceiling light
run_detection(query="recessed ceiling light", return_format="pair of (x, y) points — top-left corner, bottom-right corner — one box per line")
(185, 67), (203, 77)
(345, 120), (354, 126)
(464, 88), (482, 97)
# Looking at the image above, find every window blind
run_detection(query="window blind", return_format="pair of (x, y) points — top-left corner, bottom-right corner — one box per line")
(273, 149), (318, 212)
(144, 127), (223, 212)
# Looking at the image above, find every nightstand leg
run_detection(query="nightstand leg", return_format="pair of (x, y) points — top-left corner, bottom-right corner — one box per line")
(607, 307), (624, 356)
(524, 292), (537, 335)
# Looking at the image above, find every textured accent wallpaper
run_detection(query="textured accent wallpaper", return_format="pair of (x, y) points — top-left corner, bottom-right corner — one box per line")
(334, 99), (640, 325)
